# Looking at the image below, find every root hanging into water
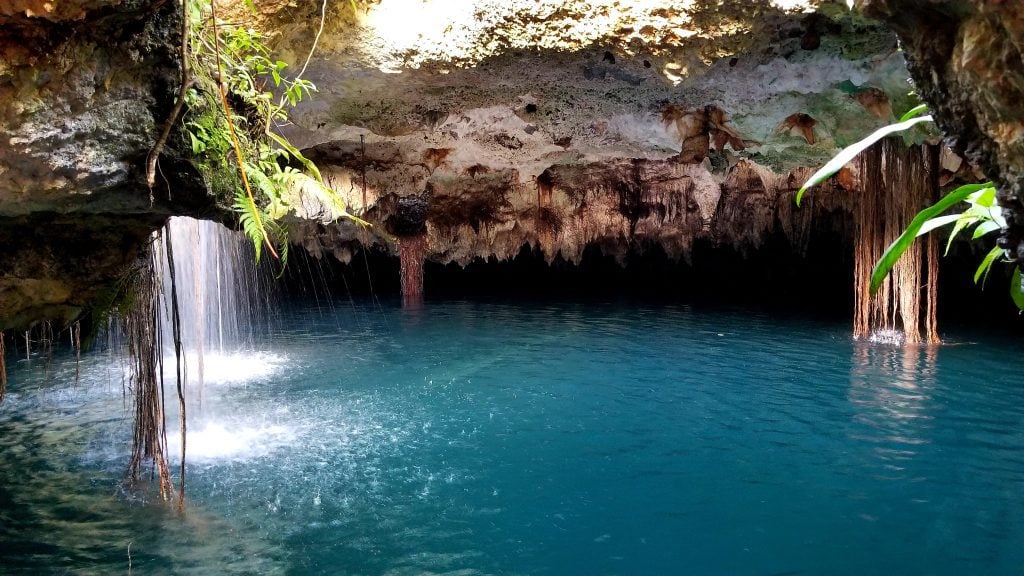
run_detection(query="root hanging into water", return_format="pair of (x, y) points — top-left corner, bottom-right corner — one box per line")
(73, 321), (81, 385)
(1, 331), (6, 402)
(925, 232), (940, 344)
(854, 139), (940, 344)
(164, 229), (188, 506)
(399, 234), (427, 308)
(124, 241), (175, 501)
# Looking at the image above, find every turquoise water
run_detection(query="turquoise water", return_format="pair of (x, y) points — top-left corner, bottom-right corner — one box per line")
(1, 302), (1023, 575)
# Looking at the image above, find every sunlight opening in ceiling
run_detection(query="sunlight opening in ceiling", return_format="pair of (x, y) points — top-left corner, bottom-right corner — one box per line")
(365, 0), (699, 71)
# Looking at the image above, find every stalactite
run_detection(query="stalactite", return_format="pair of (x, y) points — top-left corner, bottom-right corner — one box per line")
(854, 138), (940, 344)
(399, 234), (427, 308)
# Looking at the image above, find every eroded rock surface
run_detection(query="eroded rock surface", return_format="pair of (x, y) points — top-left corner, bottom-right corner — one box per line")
(858, 0), (1024, 264)
(275, 0), (912, 270)
(0, 0), (207, 329)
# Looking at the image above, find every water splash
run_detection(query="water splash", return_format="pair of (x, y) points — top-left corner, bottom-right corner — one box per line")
(168, 422), (299, 463)
(154, 217), (279, 403)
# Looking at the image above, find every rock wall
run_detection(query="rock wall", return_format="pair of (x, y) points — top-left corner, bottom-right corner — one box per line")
(6, 0), (1002, 329)
(857, 0), (1024, 269)
(0, 0), (207, 329)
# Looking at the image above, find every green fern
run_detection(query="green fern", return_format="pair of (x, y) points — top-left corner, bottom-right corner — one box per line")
(184, 0), (367, 270)
(234, 188), (267, 262)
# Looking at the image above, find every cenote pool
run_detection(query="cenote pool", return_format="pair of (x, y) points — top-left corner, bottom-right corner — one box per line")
(1, 302), (1023, 575)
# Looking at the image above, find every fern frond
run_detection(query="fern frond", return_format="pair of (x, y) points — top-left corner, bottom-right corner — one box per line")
(234, 189), (266, 262)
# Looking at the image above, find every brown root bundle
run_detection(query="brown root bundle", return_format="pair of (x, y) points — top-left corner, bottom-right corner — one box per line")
(853, 139), (940, 344)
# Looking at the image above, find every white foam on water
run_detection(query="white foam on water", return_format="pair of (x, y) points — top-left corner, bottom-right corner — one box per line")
(169, 421), (299, 463)
(161, 350), (287, 387)
(868, 329), (905, 346)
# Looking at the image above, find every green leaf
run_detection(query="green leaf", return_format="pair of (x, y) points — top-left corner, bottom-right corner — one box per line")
(945, 215), (978, 256)
(916, 213), (961, 236)
(869, 181), (993, 295)
(972, 219), (1002, 240)
(796, 115), (933, 206)
(1012, 267), (1024, 310)
(899, 104), (930, 122)
(189, 132), (204, 155)
(974, 245), (1005, 286)
(233, 189), (268, 263)
(972, 186), (997, 208)
(267, 131), (324, 182)
(242, 0), (257, 14)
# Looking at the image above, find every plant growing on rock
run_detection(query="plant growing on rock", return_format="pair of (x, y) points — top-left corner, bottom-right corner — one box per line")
(798, 104), (1024, 311)
(178, 0), (363, 264)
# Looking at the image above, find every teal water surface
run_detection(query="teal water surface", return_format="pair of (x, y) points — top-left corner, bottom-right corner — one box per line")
(1, 302), (1022, 575)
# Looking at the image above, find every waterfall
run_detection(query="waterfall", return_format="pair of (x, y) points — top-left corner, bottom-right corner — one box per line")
(154, 217), (277, 398)
(157, 216), (275, 352)
(121, 216), (277, 501)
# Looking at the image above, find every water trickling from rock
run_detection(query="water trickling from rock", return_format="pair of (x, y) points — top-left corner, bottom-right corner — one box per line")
(156, 217), (276, 355)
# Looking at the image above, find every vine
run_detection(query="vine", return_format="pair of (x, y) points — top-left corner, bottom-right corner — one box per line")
(179, 0), (365, 266)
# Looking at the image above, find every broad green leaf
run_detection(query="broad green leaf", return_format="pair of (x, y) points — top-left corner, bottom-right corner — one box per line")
(899, 104), (929, 122)
(972, 219), (1002, 239)
(797, 115), (933, 206)
(974, 245), (1005, 286)
(242, 0), (257, 15)
(1012, 267), (1024, 310)
(916, 213), (961, 236)
(870, 181), (993, 294)
(267, 131), (324, 182)
(973, 186), (996, 208)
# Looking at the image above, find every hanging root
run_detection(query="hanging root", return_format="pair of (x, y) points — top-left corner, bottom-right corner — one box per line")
(1, 330), (7, 402)
(124, 240), (174, 501)
(854, 139), (940, 344)
(164, 229), (188, 507)
(208, 0), (279, 260)
(73, 321), (82, 385)
(145, 0), (194, 204)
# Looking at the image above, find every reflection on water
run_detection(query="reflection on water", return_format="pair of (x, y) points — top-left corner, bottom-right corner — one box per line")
(849, 343), (937, 455)
(1, 303), (1023, 575)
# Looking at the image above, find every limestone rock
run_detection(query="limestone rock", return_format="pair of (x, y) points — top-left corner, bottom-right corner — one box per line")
(858, 0), (1024, 263)
(0, 0), (208, 329)
(274, 0), (911, 269)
